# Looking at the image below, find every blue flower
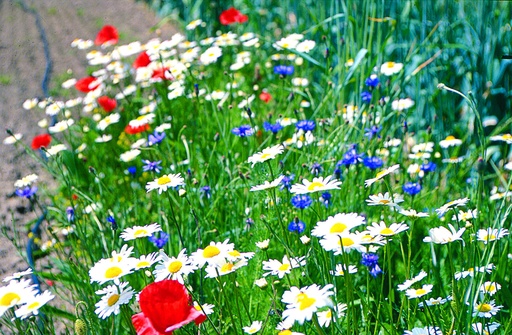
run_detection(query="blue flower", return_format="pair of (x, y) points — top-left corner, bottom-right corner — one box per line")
(148, 131), (166, 146)
(15, 186), (37, 199)
(200, 185), (211, 199)
(296, 120), (316, 132)
(107, 215), (117, 230)
(421, 162), (437, 173)
(127, 166), (137, 176)
(364, 125), (382, 140)
(365, 74), (380, 88)
(274, 65), (294, 76)
(142, 160), (162, 173)
(341, 145), (363, 166)
(361, 252), (382, 278)
(403, 182), (422, 195)
(280, 174), (295, 190)
(320, 192), (331, 207)
(66, 206), (75, 222)
(361, 91), (372, 104)
(231, 125), (255, 137)
(288, 218), (305, 234)
(291, 194), (313, 209)
(263, 121), (283, 134)
(148, 231), (169, 249)
(363, 156), (383, 170)
(310, 162), (323, 176)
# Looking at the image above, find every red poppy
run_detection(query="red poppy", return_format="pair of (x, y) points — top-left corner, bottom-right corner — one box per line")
(125, 124), (150, 135)
(97, 96), (117, 112)
(133, 51), (151, 69)
(132, 280), (206, 335)
(151, 67), (173, 81)
(259, 91), (272, 103)
(95, 25), (119, 46)
(31, 134), (52, 150)
(75, 76), (100, 93)
(219, 7), (248, 25)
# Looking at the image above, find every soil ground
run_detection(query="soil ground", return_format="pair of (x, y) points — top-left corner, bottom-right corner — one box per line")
(0, 0), (176, 329)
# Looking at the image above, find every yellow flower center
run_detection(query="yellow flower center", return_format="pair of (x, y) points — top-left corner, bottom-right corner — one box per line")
(326, 310), (332, 318)
(203, 245), (221, 258)
(260, 153), (271, 160)
(105, 266), (123, 279)
(168, 260), (183, 273)
(0, 292), (20, 307)
(278, 263), (291, 272)
(330, 222), (347, 233)
(157, 175), (171, 185)
(386, 62), (395, 68)
(296, 292), (316, 310)
(221, 262), (234, 273)
(445, 135), (456, 140)
(228, 250), (241, 258)
(133, 229), (148, 237)
(279, 331), (292, 335)
(307, 181), (324, 191)
(27, 301), (40, 310)
(415, 288), (426, 296)
(376, 170), (387, 178)
(380, 227), (394, 235)
(478, 303), (492, 312)
(107, 294), (120, 307)
(137, 261), (150, 268)
(340, 237), (354, 247)
(379, 199), (390, 204)
(485, 283), (496, 292)
(503, 134), (512, 140)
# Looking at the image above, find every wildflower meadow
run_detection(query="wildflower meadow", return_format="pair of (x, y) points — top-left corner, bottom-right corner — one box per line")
(2, 1), (512, 334)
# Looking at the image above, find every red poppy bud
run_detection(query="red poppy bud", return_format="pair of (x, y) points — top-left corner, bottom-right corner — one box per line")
(125, 124), (150, 135)
(132, 280), (206, 335)
(97, 96), (117, 112)
(259, 91), (272, 103)
(95, 25), (119, 46)
(31, 134), (52, 150)
(151, 67), (173, 81)
(133, 51), (151, 69)
(219, 7), (248, 25)
(75, 76), (100, 93)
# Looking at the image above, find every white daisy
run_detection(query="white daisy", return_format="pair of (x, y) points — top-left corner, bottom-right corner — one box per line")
(204, 258), (247, 278)
(250, 175), (284, 192)
(423, 224), (465, 244)
(243, 320), (262, 334)
(435, 198), (469, 217)
(476, 228), (509, 244)
(405, 284), (433, 299)
(471, 322), (500, 334)
(397, 270), (428, 291)
(119, 223), (162, 241)
(94, 282), (134, 319)
(153, 249), (197, 283)
(290, 176), (341, 194)
(0, 279), (38, 317)
(262, 255), (306, 278)
(366, 221), (409, 237)
(479, 281), (501, 296)
(2, 268), (33, 282)
(366, 192), (404, 207)
(190, 239), (234, 267)
(473, 300), (502, 318)
(364, 164), (400, 187)
(145, 173), (185, 194)
(312, 213), (366, 238)
(247, 144), (284, 167)
(380, 61), (403, 76)
(330, 264), (358, 277)
(14, 290), (54, 319)
(134, 252), (160, 270)
(439, 135), (462, 148)
(281, 284), (334, 325)
(89, 256), (135, 285)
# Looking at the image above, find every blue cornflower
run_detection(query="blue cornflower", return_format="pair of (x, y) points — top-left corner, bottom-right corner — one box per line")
(107, 215), (117, 230)
(231, 125), (255, 137)
(263, 121), (283, 134)
(364, 125), (382, 140)
(15, 186), (37, 199)
(288, 218), (306, 234)
(142, 160), (162, 173)
(200, 185), (211, 199)
(291, 194), (313, 209)
(274, 65), (294, 76)
(320, 191), (332, 207)
(66, 206), (75, 222)
(361, 91), (372, 104)
(341, 145), (363, 166)
(334, 160), (344, 178)
(365, 74), (380, 88)
(148, 231), (169, 249)
(148, 131), (166, 146)
(310, 162), (323, 176)
(361, 252), (382, 278)
(127, 166), (137, 176)
(403, 182), (422, 195)
(280, 174), (295, 190)
(296, 120), (316, 132)
(421, 162), (437, 173)
(363, 156), (384, 170)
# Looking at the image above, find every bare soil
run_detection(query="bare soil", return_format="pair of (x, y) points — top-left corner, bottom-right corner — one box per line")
(0, 0), (176, 327)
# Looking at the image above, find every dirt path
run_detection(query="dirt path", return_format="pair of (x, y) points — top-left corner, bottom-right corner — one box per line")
(0, 0), (176, 282)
